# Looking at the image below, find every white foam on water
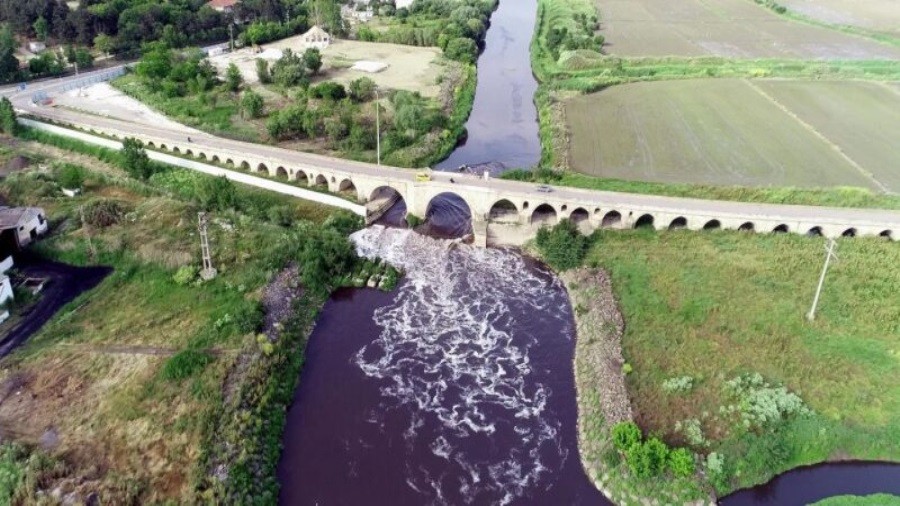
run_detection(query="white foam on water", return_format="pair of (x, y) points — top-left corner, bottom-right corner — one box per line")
(351, 226), (571, 504)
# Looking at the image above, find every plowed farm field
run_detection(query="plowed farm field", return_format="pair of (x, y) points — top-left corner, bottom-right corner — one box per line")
(779, 0), (900, 37)
(565, 79), (900, 191)
(596, 0), (900, 58)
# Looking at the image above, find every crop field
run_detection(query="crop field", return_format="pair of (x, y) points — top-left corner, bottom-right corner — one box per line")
(595, 0), (900, 58)
(565, 78), (899, 191)
(779, 0), (900, 37)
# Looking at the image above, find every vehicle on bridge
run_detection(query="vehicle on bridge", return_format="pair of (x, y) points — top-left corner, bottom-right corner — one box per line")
(416, 171), (432, 182)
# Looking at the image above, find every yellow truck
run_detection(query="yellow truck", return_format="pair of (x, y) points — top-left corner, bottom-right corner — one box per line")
(415, 171), (432, 182)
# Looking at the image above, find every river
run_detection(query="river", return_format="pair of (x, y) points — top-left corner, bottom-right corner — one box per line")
(278, 227), (606, 505)
(435, 0), (542, 172)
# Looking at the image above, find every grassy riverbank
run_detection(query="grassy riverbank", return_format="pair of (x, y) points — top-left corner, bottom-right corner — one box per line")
(536, 224), (900, 498)
(0, 131), (378, 502)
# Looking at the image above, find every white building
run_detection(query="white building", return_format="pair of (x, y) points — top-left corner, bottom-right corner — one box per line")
(0, 207), (49, 252)
(299, 26), (332, 50)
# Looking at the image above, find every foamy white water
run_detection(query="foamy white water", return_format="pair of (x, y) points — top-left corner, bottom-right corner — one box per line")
(351, 226), (573, 505)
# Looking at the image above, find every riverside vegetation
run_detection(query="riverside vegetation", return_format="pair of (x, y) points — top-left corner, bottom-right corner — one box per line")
(0, 123), (399, 502)
(533, 221), (900, 499)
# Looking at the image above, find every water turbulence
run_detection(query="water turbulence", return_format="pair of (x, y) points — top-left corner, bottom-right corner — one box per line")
(424, 193), (473, 239)
(277, 227), (604, 505)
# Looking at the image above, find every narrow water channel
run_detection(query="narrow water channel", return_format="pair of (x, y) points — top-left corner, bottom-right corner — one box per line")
(435, 0), (542, 172)
(277, 228), (606, 504)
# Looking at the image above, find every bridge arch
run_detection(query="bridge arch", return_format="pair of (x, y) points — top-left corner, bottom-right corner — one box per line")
(185, 149), (194, 157)
(198, 152), (207, 160)
(739, 222), (755, 232)
(669, 217), (688, 230)
(570, 207), (589, 223)
(634, 214), (655, 229)
(295, 170), (309, 185)
(807, 226), (823, 237)
(367, 186), (407, 227)
(240, 161), (250, 171)
(425, 192), (473, 239)
(257, 163), (270, 175)
(159, 144), (167, 151)
(173, 146), (181, 154)
(313, 174), (328, 189)
(773, 224), (790, 234)
(703, 219), (722, 230)
(147, 141), (156, 148)
(879, 230), (893, 240)
(338, 178), (357, 197)
(488, 199), (519, 223)
(601, 211), (622, 229)
(531, 204), (558, 227)
(841, 228), (857, 237)
(211, 155), (220, 163)
(522, 201), (530, 210)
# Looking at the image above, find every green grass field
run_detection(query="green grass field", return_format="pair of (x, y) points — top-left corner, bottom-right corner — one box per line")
(586, 230), (900, 493)
(564, 78), (899, 191)
(593, 0), (900, 58)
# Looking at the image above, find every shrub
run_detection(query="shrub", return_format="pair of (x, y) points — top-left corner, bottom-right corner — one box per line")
(444, 37), (477, 63)
(310, 82), (346, 101)
(0, 97), (17, 135)
(405, 213), (423, 228)
(611, 421), (642, 453)
(172, 265), (198, 286)
(161, 350), (213, 381)
(626, 438), (669, 478)
(668, 447), (696, 477)
(662, 375), (694, 394)
(121, 138), (155, 180)
(241, 90), (265, 119)
(82, 199), (130, 228)
(348, 77), (376, 102)
(255, 58), (271, 84)
(535, 219), (589, 271)
(57, 164), (85, 189)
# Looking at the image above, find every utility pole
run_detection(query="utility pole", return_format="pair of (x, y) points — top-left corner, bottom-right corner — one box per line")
(807, 238), (838, 321)
(375, 88), (381, 167)
(198, 212), (217, 280)
(229, 23), (235, 52)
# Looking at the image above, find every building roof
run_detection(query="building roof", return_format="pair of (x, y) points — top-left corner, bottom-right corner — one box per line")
(206, 0), (240, 9)
(0, 207), (43, 229)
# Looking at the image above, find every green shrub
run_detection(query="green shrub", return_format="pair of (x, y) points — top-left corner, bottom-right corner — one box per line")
(626, 438), (669, 478)
(57, 163), (85, 189)
(172, 266), (198, 286)
(161, 350), (214, 381)
(405, 213), (423, 228)
(611, 421), (642, 453)
(668, 447), (696, 477)
(535, 219), (589, 271)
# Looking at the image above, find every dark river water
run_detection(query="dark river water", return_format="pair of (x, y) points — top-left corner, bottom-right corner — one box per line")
(278, 228), (606, 505)
(435, 0), (542, 172)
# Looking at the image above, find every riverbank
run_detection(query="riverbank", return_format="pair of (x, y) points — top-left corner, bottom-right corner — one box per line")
(562, 267), (713, 505)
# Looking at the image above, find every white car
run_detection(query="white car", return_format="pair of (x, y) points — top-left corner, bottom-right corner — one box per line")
(536, 185), (553, 193)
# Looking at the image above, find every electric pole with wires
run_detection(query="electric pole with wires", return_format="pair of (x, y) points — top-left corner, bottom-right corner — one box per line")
(198, 212), (217, 280)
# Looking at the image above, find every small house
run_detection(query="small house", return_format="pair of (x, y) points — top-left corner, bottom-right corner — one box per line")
(0, 255), (13, 309)
(299, 26), (332, 50)
(0, 206), (48, 253)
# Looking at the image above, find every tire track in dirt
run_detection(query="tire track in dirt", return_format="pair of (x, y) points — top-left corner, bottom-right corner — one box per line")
(742, 78), (890, 193)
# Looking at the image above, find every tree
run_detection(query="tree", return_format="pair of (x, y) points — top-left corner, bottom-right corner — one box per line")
(94, 33), (114, 57)
(196, 175), (237, 211)
(241, 90), (264, 118)
(444, 37), (477, 64)
(33, 16), (49, 41)
(255, 58), (271, 84)
(302, 48), (322, 75)
(348, 77), (375, 102)
(0, 24), (20, 83)
(534, 219), (588, 271)
(120, 138), (153, 180)
(58, 164), (85, 189)
(668, 448), (696, 478)
(225, 63), (243, 92)
(74, 48), (94, 70)
(0, 97), (17, 135)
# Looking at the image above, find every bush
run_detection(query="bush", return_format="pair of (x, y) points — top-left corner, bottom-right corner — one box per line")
(172, 265), (198, 286)
(57, 164), (85, 189)
(121, 138), (155, 180)
(535, 219), (589, 271)
(0, 97), (17, 135)
(611, 421), (642, 453)
(405, 213), (423, 228)
(668, 447), (696, 477)
(349, 77), (376, 102)
(310, 82), (346, 101)
(626, 438), (669, 479)
(82, 199), (130, 228)
(161, 349), (213, 381)
(444, 37), (478, 63)
(196, 175), (238, 211)
(241, 90), (265, 119)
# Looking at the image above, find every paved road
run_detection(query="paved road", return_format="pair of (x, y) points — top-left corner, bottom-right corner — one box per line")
(4, 69), (900, 227)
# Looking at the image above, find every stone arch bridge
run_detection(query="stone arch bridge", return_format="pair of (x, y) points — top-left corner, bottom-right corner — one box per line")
(26, 110), (900, 248)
